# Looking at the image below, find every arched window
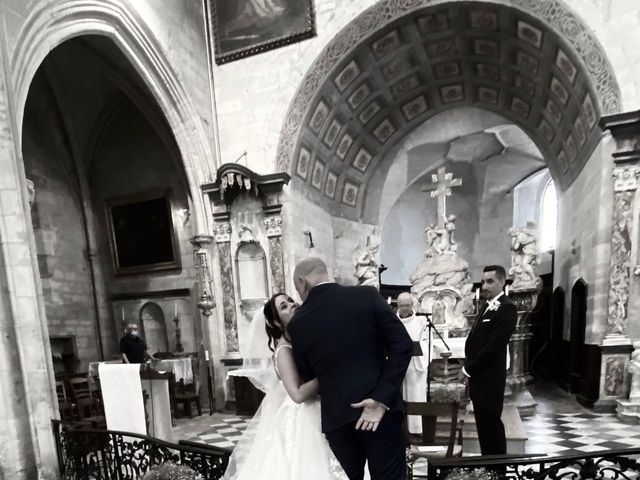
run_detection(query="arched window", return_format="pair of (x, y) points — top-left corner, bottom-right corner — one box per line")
(540, 179), (557, 251)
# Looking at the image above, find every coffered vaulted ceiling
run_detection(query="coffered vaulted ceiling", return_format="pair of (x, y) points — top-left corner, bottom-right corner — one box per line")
(282, 2), (618, 219)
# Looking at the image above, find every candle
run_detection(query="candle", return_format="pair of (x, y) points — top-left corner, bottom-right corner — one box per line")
(174, 302), (178, 317)
(475, 288), (480, 301)
(505, 285), (510, 296)
(121, 307), (124, 321)
(205, 350), (210, 362)
(387, 297), (392, 304)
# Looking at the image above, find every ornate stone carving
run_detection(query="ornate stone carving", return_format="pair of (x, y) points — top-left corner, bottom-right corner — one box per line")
(509, 222), (542, 292)
(25, 179), (35, 205)
(604, 357), (625, 397)
(606, 191), (634, 335)
(353, 236), (380, 288)
(275, 0), (621, 179)
(212, 223), (231, 243)
(410, 167), (472, 328)
(238, 226), (258, 244)
(613, 165), (640, 192)
(263, 216), (282, 237)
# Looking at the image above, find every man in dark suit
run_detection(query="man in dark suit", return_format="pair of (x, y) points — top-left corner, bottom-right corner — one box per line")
(287, 257), (412, 480)
(460, 265), (517, 455)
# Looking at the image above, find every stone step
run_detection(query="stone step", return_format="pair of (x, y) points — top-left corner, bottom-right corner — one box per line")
(617, 400), (640, 424)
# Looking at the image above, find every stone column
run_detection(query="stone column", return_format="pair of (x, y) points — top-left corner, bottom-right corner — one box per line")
(213, 221), (239, 353)
(0, 34), (57, 478)
(597, 112), (640, 413)
(264, 215), (285, 293)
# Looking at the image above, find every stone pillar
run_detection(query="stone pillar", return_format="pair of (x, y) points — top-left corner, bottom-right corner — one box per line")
(0, 33), (57, 478)
(507, 289), (539, 389)
(264, 214), (285, 293)
(213, 220), (239, 353)
(597, 112), (640, 413)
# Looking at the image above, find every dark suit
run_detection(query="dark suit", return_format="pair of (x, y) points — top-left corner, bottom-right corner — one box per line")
(288, 283), (412, 480)
(464, 293), (517, 455)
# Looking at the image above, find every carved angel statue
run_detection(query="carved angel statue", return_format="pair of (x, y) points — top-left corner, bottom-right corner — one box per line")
(509, 221), (542, 291)
(353, 236), (380, 288)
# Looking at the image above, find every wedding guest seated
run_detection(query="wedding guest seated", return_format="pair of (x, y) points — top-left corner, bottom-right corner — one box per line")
(120, 323), (154, 364)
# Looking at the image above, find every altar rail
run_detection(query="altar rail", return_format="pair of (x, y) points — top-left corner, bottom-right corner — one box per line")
(52, 420), (231, 479)
(427, 449), (640, 479)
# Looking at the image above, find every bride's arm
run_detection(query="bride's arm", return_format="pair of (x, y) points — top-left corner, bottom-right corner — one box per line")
(276, 342), (319, 404)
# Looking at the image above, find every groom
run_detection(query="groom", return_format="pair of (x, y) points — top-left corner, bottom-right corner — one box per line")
(288, 257), (412, 480)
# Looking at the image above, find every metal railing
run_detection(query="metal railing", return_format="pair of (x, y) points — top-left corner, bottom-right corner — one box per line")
(52, 420), (231, 479)
(426, 449), (640, 479)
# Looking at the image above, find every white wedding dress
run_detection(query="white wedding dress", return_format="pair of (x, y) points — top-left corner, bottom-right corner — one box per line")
(223, 345), (349, 480)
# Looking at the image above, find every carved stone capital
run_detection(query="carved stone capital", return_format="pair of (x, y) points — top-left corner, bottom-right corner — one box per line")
(263, 216), (283, 237)
(213, 223), (232, 243)
(613, 165), (640, 192)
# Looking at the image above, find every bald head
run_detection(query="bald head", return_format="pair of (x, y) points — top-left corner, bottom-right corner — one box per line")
(293, 257), (330, 301)
(396, 292), (414, 318)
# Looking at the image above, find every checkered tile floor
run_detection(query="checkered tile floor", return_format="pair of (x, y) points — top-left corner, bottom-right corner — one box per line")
(184, 412), (640, 457)
(523, 412), (640, 456)
(187, 416), (250, 450)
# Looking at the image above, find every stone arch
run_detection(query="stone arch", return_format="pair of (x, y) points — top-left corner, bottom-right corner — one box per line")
(276, 0), (621, 221)
(10, 0), (215, 232)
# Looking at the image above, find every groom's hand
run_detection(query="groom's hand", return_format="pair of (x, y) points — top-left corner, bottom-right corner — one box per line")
(351, 398), (386, 432)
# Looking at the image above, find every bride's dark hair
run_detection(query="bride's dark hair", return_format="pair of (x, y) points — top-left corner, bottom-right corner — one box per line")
(264, 292), (290, 352)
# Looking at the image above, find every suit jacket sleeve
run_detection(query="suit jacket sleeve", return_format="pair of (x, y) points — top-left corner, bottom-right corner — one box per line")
(464, 302), (517, 377)
(287, 319), (315, 382)
(368, 288), (413, 407)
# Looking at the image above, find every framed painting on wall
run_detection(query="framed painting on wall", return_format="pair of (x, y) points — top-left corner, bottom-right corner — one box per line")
(105, 190), (181, 275)
(206, 0), (316, 65)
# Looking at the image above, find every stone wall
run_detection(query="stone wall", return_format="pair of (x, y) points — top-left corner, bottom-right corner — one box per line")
(23, 133), (101, 371)
(91, 101), (198, 358)
(554, 136), (615, 344)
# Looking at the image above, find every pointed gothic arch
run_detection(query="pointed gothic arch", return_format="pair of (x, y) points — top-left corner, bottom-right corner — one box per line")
(10, 0), (215, 232)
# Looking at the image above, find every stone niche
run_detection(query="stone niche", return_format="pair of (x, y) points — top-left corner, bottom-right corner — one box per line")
(111, 289), (195, 355)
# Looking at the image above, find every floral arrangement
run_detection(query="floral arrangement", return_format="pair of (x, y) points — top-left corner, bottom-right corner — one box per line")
(431, 384), (463, 403)
(142, 462), (204, 480)
(443, 467), (497, 480)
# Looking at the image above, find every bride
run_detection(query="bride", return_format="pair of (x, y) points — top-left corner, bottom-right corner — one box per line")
(223, 293), (354, 480)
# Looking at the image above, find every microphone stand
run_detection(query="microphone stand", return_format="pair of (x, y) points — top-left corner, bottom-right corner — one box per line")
(415, 312), (451, 402)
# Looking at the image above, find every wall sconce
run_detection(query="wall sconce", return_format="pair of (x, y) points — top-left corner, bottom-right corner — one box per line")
(194, 248), (215, 316)
(303, 231), (314, 249)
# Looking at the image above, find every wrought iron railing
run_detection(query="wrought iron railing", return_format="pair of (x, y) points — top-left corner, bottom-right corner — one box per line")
(426, 448), (640, 479)
(52, 420), (231, 479)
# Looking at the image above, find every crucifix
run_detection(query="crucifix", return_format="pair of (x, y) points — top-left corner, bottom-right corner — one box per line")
(422, 167), (462, 227)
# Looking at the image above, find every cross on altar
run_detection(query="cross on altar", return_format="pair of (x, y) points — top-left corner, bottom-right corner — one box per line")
(422, 167), (462, 227)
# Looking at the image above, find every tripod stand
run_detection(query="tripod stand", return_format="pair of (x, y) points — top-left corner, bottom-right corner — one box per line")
(416, 313), (451, 402)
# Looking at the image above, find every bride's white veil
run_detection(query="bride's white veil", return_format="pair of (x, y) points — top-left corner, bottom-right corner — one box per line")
(228, 305), (278, 393)
(223, 301), (284, 479)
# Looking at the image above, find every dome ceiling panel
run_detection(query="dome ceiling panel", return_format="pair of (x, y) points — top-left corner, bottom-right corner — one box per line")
(279, 1), (620, 219)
